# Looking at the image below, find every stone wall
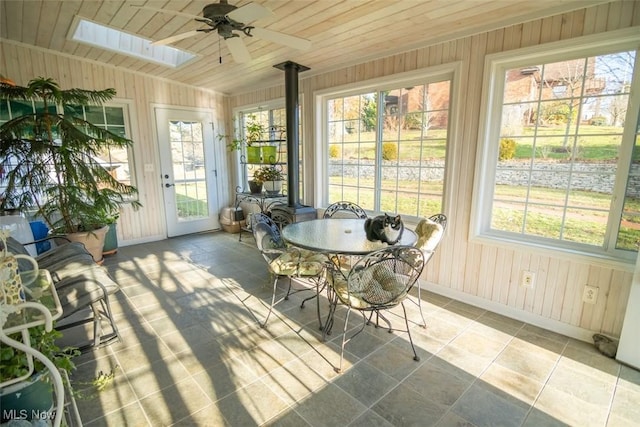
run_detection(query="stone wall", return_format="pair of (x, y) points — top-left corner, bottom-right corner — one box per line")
(329, 159), (640, 197)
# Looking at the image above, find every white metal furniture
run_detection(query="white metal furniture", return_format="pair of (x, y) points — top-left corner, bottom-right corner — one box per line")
(0, 270), (66, 427)
(325, 246), (425, 373)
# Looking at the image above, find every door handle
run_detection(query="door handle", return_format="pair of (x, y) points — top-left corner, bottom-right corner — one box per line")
(165, 183), (175, 188)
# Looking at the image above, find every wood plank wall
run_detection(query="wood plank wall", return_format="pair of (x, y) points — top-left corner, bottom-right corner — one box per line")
(231, 2), (639, 339)
(0, 43), (228, 245)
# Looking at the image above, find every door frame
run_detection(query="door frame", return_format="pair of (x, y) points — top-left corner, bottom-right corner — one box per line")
(153, 105), (223, 237)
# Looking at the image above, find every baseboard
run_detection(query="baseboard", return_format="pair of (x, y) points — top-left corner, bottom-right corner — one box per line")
(422, 282), (599, 343)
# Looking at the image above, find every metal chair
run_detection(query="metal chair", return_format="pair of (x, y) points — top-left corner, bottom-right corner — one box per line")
(412, 214), (446, 328)
(323, 201), (368, 219)
(323, 201), (368, 271)
(251, 213), (326, 327)
(324, 245), (425, 373)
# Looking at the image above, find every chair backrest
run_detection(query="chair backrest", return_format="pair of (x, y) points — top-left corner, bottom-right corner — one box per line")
(346, 246), (424, 309)
(414, 214), (446, 256)
(269, 203), (294, 229)
(429, 213), (447, 230)
(323, 201), (368, 219)
(251, 213), (285, 262)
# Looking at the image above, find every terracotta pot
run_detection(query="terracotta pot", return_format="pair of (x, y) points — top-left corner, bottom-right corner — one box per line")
(66, 225), (109, 263)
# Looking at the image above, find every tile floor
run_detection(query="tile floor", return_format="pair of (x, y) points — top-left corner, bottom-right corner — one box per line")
(67, 231), (640, 426)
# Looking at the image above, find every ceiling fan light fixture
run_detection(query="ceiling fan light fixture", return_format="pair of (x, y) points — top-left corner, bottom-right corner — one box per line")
(136, 1), (311, 64)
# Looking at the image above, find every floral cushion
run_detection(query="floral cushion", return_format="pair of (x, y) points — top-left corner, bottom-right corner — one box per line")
(330, 264), (408, 308)
(269, 250), (324, 277)
(0, 255), (26, 306)
(414, 219), (444, 252)
(329, 272), (370, 309)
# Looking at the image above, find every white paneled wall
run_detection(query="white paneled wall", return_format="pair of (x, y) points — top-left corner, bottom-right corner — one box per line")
(0, 43), (228, 245)
(1, 1), (637, 340)
(231, 2), (639, 339)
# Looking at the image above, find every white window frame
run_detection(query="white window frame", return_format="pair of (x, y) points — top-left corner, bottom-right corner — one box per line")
(314, 63), (462, 220)
(69, 100), (138, 188)
(472, 28), (640, 263)
(0, 98), (139, 199)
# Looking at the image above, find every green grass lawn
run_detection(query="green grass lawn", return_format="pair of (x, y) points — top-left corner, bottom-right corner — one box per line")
(330, 120), (640, 250)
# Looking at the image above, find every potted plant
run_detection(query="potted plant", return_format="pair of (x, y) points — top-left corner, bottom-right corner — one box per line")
(260, 125), (285, 165)
(254, 165), (285, 195)
(222, 115), (266, 163)
(0, 77), (141, 262)
(0, 325), (79, 424)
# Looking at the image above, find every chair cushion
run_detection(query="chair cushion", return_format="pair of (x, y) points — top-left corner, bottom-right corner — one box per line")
(269, 250), (324, 277)
(414, 219), (444, 252)
(329, 272), (370, 310)
(330, 263), (409, 308)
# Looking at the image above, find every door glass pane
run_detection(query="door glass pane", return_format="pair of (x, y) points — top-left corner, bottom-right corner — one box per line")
(169, 120), (208, 221)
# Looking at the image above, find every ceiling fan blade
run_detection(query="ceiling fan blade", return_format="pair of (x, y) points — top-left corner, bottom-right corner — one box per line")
(152, 30), (201, 46)
(225, 37), (252, 63)
(131, 5), (209, 22)
(227, 2), (272, 23)
(251, 28), (311, 51)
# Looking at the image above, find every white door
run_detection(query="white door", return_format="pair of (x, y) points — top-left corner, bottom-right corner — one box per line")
(155, 108), (220, 237)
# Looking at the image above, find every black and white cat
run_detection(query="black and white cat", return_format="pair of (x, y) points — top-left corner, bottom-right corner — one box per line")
(364, 213), (404, 244)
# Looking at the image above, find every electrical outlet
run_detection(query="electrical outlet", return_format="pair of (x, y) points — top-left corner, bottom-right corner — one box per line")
(583, 285), (599, 304)
(520, 270), (535, 289)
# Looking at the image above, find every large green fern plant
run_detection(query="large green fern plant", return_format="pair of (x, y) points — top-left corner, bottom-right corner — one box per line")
(0, 77), (140, 233)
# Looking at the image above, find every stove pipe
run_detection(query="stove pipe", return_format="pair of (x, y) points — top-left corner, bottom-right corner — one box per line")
(274, 61), (309, 208)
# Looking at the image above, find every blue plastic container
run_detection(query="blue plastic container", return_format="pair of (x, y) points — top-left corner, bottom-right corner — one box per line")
(29, 221), (51, 254)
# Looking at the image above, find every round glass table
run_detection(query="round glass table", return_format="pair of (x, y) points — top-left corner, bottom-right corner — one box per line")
(281, 218), (417, 255)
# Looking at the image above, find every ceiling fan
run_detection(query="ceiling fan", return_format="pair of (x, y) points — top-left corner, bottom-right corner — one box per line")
(133, 0), (311, 64)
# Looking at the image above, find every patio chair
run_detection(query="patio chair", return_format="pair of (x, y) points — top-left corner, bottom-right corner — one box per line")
(251, 213), (326, 328)
(323, 201), (368, 271)
(325, 245), (425, 373)
(412, 214), (446, 327)
(2, 235), (121, 351)
(323, 201), (368, 219)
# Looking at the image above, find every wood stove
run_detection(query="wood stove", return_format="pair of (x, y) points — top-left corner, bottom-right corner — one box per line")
(270, 61), (316, 225)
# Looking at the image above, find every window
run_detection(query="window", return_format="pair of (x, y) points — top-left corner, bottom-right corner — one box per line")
(64, 104), (136, 187)
(324, 75), (452, 219)
(477, 33), (640, 259)
(70, 17), (196, 68)
(0, 101), (136, 187)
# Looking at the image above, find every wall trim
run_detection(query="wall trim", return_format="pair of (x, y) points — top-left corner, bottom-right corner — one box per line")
(423, 282), (599, 343)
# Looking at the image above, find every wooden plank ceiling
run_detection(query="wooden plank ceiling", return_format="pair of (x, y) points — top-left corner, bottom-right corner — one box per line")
(0, 0), (608, 95)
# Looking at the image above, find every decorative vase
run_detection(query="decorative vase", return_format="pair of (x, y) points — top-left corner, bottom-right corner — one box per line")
(263, 180), (282, 196)
(246, 146), (261, 163)
(248, 180), (263, 194)
(261, 145), (278, 164)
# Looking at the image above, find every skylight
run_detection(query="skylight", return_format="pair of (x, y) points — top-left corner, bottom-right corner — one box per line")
(69, 17), (196, 68)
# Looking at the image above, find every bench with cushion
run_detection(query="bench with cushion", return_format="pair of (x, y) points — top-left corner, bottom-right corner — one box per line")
(2, 236), (121, 351)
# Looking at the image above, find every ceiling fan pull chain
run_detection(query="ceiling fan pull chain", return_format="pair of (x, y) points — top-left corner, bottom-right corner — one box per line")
(218, 36), (222, 64)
